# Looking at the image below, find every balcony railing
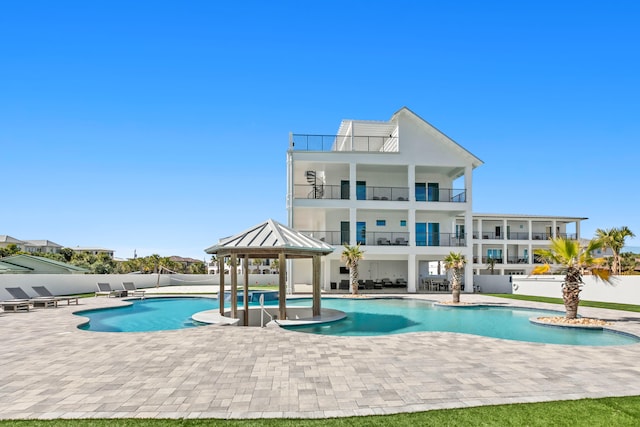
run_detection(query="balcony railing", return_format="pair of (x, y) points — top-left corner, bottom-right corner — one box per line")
(291, 134), (398, 152)
(360, 232), (410, 246)
(416, 233), (466, 247)
(363, 186), (409, 201)
(416, 188), (466, 203)
(293, 184), (345, 200)
(300, 231), (344, 245)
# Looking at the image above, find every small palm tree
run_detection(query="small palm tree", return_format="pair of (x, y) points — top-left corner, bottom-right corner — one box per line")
(443, 252), (466, 303)
(486, 257), (496, 275)
(341, 244), (364, 295)
(533, 237), (611, 319)
(595, 226), (635, 275)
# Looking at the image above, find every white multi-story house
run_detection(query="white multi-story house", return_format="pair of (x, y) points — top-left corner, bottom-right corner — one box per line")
(286, 107), (585, 292)
(287, 107), (481, 292)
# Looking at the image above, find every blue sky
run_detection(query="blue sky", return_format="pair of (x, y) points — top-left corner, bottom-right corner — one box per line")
(2, 1), (639, 260)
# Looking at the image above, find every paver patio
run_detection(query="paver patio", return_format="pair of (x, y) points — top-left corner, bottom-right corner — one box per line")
(1, 292), (640, 419)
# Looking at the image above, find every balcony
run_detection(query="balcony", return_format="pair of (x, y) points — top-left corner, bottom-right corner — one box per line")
(293, 184), (345, 200)
(415, 233), (466, 247)
(362, 186), (409, 201)
(291, 134), (398, 152)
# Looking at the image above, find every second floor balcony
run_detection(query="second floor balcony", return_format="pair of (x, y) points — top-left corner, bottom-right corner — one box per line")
(293, 184), (466, 203)
(299, 231), (466, 247)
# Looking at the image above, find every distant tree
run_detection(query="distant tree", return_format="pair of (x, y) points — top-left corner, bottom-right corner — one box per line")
(0, 243), (21, 257)
(595, 226), (635, 275)
(444, 252), (466, 303)
(59, 247), (74, 262)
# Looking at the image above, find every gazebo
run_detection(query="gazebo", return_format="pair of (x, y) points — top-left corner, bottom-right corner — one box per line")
(204, 219), (334, 325)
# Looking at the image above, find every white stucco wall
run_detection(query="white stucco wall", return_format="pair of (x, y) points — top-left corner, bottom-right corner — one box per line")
(512, 275), (640, 305)
(0, 273), (282, 301)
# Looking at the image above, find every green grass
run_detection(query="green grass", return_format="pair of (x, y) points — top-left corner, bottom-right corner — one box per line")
(486, 293), (640, 313)
(1, 396), (639, 426)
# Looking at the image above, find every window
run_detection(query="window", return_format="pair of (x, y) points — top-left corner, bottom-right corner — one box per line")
(427, 183), (439, 201)
(400, 220), (406, 227)
(376, 220), (386, 227)
(415, 183), (426, 201)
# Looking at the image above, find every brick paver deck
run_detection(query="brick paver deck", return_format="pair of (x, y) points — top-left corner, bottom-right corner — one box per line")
(2, 292), (640, 419)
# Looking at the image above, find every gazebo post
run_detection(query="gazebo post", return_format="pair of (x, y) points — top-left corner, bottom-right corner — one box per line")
(312, 254), (321, 316)
(243, 256), (249, 326)
(218, 257), (225, 316)
(278, 252), (286, 321)
(230, 253), (238, 319)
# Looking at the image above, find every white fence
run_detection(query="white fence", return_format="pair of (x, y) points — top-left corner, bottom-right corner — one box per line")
(512, 275), (640, 305)
(0, 273), (281, 301)
(473, 275), (513, 294)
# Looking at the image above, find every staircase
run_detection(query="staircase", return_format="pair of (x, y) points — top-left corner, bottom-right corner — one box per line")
(305, 170), (324, 199)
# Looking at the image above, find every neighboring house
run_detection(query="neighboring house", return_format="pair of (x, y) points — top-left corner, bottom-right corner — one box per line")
(72, 247), (115, 258)
(168, 256), (203, 270)
(0, 235), (26, 251)
(466, 214), (585, 276)
(286, 107), (585, 292)
(23, 239), (63, 254)
(0, 254), (89, 274)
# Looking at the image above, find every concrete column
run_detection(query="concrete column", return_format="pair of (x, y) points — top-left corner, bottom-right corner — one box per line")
(408, 253), (417, 293)
(464, 165), (474, 292)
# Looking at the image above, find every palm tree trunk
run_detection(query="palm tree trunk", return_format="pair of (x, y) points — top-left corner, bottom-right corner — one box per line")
(350, 264), (358, 295)
(563, 268), (582, 319)
(451, 269), (461, 303)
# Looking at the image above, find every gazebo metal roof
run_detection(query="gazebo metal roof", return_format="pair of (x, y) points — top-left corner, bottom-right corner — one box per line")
(205, 219), (334, 258)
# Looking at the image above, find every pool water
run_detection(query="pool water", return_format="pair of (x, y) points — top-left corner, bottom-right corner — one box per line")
(75, 297), (639, 346)
(77, 297), (221, 332)
(283, 298), (638, 346)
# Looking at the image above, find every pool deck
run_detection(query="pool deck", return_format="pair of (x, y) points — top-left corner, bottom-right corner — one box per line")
(2, 290), (640, 419)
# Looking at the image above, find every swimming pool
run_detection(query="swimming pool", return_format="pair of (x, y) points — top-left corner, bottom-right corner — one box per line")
(75, 297), (639, 346)
(284, 298), (638, 346)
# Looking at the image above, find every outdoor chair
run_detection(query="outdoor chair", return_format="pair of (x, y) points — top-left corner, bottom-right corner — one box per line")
(122, 282), (146, 299)
(1, 299), (30, 312)
(364, 280), (374, 290)
(5, 287), (57, 308)
(339, 280), (349, 290)
(32, 286), (79, 305)
(95, 283), (124, 298)
(381, 278), (393, 287)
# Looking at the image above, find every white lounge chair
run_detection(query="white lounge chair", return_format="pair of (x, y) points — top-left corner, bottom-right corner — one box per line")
(95, 283), (124, 298)
(32, 286), (79, 305)
(5, 287), (58, 308)
(122, 282), (145, 299)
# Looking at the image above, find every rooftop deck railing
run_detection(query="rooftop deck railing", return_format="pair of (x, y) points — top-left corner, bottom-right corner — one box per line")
(290, 134), (398, 152)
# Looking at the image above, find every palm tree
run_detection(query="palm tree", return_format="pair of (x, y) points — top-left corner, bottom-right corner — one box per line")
(533, 237), (611, 319)
(443, 252), (466, 303)
(486, 257), (496, 275)
(595, 226), (635, 275)
(341, 244), (364, 295)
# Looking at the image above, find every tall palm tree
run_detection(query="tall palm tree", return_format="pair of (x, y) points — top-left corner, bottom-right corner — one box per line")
(595, 226), (635, 275)
(443, 252), (466, 303)
(533, 237), (611, 319)
(341, 244), (364, 296)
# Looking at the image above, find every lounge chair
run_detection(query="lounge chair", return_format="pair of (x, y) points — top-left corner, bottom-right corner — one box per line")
(122, 282), (145, 299)
(1, 298), (30, 312)
(95, 283), (124, 298)
(395, 278), (407, 287)
(5, 287), (58, 308)
(381, 278), (393, 287)
(32, 286), (79, 305)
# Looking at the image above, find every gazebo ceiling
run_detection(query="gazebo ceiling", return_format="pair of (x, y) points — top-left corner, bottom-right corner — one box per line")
(204, 218), (334, 258)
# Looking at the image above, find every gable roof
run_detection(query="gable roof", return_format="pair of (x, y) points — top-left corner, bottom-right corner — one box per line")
(0, 254), (89, 274)
(0, 235), (25, 244)
(0, 260), (33, 273)
(205, 219), (334, 258)
(23, 240), (63, 248)
(391, 106), (484, 169)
